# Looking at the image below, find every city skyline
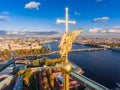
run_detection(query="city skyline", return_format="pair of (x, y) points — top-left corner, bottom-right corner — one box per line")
(0, 0), (120, 32)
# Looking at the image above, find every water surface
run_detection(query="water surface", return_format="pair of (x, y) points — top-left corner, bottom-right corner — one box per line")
(45, 42), (120, 89)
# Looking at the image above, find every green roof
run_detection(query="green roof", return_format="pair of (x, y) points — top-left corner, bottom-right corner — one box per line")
(83, 88), (89, 90)
(70, 72), (109, 90)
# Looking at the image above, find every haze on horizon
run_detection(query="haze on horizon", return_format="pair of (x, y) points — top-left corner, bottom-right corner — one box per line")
(0, 0), (120, 33)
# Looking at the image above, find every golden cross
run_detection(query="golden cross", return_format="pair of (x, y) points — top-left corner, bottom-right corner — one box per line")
(56, 7), (76, 33)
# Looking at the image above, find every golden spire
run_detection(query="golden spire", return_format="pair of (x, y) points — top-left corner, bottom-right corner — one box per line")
(57, 7), (82, 90)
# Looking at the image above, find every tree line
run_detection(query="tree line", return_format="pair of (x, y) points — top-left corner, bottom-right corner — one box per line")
(0, 47), (50, 59)
(32, 57), (66, 67)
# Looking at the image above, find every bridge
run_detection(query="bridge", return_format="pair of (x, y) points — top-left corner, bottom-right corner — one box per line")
(70, 48), (107, 52)
(49, 48), (107, 55)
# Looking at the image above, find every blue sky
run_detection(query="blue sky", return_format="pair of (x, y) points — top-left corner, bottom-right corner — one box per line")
(0, 0), (120, 32)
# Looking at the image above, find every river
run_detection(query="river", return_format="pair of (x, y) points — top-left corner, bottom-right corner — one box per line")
(44, 42), (120, 89)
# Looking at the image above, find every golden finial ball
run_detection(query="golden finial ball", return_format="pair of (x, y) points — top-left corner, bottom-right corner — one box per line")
(61, 62), (72, 74)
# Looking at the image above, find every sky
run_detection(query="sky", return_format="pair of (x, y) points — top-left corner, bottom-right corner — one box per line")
(0, 0), (120, 32)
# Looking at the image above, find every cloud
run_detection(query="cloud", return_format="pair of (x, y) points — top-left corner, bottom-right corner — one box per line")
(93, 16), (110, 22)
(74, 11), (80, 16)
(111, 26), (120, 29)
(96, 0), (103, 2)
(1, 11), (10, 15)
(25, 1), (41, 10)
(89, 26), (120, 33)
(0, 16), (9, 21)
